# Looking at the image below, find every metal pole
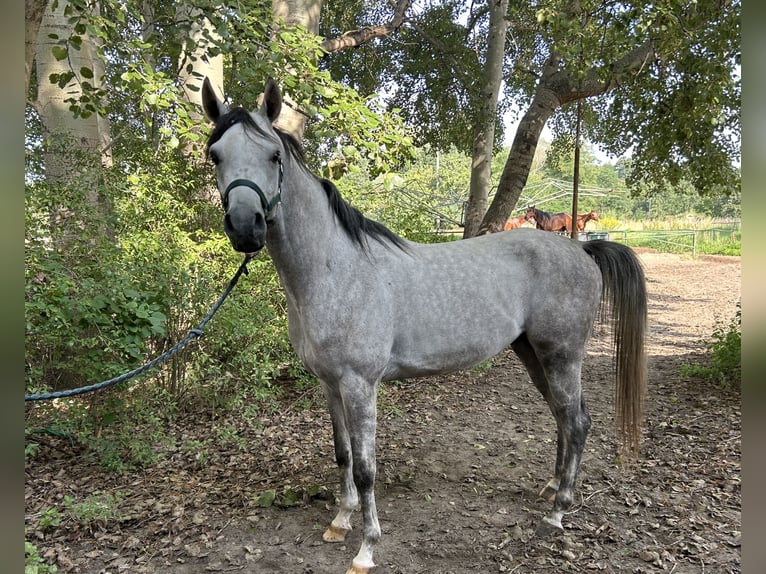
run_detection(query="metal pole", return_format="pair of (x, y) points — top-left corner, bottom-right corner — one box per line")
(570, 99), (582, 240)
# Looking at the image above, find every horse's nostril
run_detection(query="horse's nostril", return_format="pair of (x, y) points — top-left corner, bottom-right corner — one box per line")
(254, 211), (265, 232)
(224, 212), (235, 236)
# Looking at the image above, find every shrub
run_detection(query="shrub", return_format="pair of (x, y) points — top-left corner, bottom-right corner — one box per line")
(681, 304), (741, 388)
(25, 541), (58, 574)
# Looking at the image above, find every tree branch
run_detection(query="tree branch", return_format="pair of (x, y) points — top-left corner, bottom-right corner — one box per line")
(319, 0), (412, 53)
(547, 39), (656, 105)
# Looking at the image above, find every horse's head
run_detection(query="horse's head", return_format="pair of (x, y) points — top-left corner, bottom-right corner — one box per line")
(590, 210), (600, 221)
(525, 206), (536, 221)
(202, 77), (284, 254)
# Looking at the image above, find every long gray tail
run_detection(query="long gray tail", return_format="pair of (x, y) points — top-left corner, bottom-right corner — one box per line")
(581, 240), (648, 457)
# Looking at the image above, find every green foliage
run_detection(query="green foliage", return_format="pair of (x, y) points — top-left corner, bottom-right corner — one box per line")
(25, 541), (58, 574)
(37, 507), (62, 532)
(322, 0), (740, 199)
(27, 390), (171, 472)
(695, 229), (741, 256)
(681, 305), (741, 388)
(333, 153), (451, 243)
(322, 2), (491, 153)
(24, 144), (298, 469)
(25, 441), (40, 460)
(28, 493), (126, 546)
(62, 491), (125, 527)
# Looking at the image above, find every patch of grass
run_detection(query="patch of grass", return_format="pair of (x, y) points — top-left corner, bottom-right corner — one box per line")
(472, 359), (494, 374)
(26, 389), (173, 473)
(25, 541), (58, 573)
(214, 424), (247, 451)
(681, 304), (741, 388)
(696, 230), (741, 255)
(37, 507), (62, 532)
(62, 491), (126, 528)
(378, 384), (403, 417)
(181, 438), (210, 468)
(25, 442), (40, 460)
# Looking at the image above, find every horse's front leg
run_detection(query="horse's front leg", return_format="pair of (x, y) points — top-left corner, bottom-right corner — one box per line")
(340, 376), (381, 574)
(320, 381), (358, 543)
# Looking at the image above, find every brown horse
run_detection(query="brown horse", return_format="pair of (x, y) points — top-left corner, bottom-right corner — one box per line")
(525, 206), (572, 233)
(576, 210), (599, 232)
(503, 214), (529, 230)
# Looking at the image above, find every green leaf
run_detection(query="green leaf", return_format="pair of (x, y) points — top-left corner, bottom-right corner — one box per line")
(255, 490), (276, 507)
(80, 67), (94, 79)
(277, 488), (300, 507)
(51, 46), (68, 61)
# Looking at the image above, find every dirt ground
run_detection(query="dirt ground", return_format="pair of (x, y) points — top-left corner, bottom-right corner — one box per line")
(25, 251), (741, 574)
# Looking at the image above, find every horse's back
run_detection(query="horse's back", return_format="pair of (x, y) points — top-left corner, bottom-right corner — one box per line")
(377, 229), (603, 379)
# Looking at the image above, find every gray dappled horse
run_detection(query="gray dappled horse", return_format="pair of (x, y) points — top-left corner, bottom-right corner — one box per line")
(201, 77), (647, 574)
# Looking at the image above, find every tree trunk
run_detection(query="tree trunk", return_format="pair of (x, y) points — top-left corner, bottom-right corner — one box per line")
(25, 0), (48, 96)
(36, 0), (112, 184)
(35, 0), (114, 244)
(177, 2), (224, 156)
(271, 0), (322, 140)
(478, 41), (655, 234)
(177, 4), (224, 124)
(462, 0), (507, 239)
(479, 81), (560, 234)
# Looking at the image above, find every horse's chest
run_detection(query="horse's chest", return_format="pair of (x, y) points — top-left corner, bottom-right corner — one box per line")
(286, 297), (392, 381)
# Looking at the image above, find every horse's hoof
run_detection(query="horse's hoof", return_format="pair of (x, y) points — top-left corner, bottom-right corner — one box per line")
(345, 559), (374, 574)
(535, 517), (564, 538)
(322, 524), (351, 543)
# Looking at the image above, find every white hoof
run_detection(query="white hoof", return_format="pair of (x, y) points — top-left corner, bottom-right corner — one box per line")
(322, 524), (351, 543)
(345, 558), (375, 574)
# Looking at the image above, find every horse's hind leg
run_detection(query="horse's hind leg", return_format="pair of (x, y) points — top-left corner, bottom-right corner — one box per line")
(512, 335), (592, 536)
(320, 380), (358, 543)
(511, 335), (565, 501)
(537, 387), (591, 537)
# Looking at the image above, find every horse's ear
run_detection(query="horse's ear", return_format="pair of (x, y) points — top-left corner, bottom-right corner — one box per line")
(202, 77), (227, 123)
(261, 77), (282, 123)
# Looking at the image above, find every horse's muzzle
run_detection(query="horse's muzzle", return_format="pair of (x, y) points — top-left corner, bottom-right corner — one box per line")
(224, 209), (266, 253)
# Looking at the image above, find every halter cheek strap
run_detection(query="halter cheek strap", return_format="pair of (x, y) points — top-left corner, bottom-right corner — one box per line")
(222, 159), (284, 223)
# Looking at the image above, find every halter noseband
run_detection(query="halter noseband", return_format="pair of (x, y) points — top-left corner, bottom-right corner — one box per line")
(222, 159), (284, 223)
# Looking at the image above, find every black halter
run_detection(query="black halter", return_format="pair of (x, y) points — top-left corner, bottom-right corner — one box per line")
(222, 158), (284, 223)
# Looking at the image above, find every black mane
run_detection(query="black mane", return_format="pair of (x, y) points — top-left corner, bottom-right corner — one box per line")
(207, 107), (406, 252)
(319, 179), (407, 252)
(531, 207), (552, 224)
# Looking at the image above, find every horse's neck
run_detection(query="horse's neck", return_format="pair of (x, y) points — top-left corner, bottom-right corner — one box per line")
(266, 170), (361, 299)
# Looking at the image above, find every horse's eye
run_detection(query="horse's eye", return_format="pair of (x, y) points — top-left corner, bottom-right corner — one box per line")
(272, 151), (281, 163)
(209, 151), (220, 165)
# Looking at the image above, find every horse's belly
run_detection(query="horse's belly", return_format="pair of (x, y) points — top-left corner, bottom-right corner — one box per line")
(383, 319), (521, 381)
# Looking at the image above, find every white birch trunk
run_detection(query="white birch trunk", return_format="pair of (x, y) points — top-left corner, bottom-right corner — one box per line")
(270, 0), (322, 140)
(463, 0), (508, 238)
(35, 0), (112, 186)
